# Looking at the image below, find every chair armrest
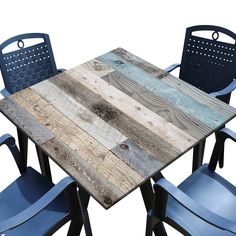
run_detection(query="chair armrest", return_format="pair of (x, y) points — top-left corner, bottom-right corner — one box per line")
(0, 88), (11, 97)
(0, 177), (75, 233)
(57, 68), (66, 73)
(164, 63), (180, 73)
(217, 128), (236, 142)
(0, 134), (26, 173)
(154, 178), (236, 234)
(209, 80), (236, 98)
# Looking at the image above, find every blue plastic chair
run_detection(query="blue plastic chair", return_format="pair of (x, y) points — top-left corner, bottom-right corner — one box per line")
(0, 134), (92, 236)
(165, 25), (236, 172)
(0, 33), (65, 180)
(146, 128), (236, 236)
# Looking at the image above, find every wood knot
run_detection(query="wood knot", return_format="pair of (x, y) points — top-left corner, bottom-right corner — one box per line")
(103, 196), (113, 205)
(119, 143), (129, 150)
(114, 60), (124, 65)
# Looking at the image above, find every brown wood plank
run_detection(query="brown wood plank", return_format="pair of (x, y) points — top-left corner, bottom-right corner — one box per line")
(11, 88), (144, 208)
(100, 71), (212, 140)
(49, 71), (184, 164)
(41, 137), (125, 209)
(0, 97), (54, 145)
(31, 80), (127, 150)
(111, 139), (163, 179)
(113, 47), (236, 118)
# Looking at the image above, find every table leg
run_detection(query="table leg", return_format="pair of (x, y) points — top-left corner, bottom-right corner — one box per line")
(140, 180), (167, 236)
(68, 187), (92, 235)
(17, 128), (28, 168)
(36, 146), (52, 181)
(192, 140), (206, 172)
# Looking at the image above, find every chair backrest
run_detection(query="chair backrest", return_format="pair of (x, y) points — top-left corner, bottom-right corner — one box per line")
(0, 33), (57, 94)
(179, 25), (236, 103)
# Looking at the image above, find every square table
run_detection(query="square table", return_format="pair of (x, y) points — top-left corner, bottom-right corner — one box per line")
(0, 48), (235, 212)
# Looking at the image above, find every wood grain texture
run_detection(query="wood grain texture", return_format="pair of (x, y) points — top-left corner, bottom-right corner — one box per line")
(0, 97), (54, 145)
(113, 47), (236, 119)
(49, 72), (181, 164)
(68, 66), (197, 152)
(97, 52), (229, 129)
(81, 59), (115, 77)
(99, 70), (212, 140)
(31, 80), (127, 150)
(11, 88), (144, 208)
(111, 139), (163, 179)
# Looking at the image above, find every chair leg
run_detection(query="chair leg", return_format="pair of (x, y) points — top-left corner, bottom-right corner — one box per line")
(140, 180), (167, 236)
(192, 140), (206, 172)
(17, 128), (28, 168)
(36, 146), (52, 181)
(219, 145), (224, 168)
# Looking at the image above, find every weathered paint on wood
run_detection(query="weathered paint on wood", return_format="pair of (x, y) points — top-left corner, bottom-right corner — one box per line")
(0, 98), (54, 145)
(67, 66), (197, 152)
(111, 139), (163, 179)
(49, 72), (181, 163)
(31, 80), (127, 150)
(97, 52), (228, 128)
(113, 47), (236, 118)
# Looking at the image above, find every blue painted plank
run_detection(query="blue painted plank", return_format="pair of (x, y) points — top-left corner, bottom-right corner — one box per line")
(97, 52), (227, 129)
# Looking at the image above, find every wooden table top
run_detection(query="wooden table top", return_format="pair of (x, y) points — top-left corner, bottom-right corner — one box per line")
(0, 48), (236, 209)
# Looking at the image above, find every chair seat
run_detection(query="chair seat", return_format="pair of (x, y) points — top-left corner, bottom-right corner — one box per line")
(0, 167), (70, 235)
(166, 164), (236, 236)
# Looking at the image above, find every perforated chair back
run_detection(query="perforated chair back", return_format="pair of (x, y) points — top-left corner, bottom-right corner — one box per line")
(0, 33), (57, 94)
(180, 25), (236, 103)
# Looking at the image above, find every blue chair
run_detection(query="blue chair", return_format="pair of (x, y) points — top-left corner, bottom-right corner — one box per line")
(146, 128), (236, 236)
(0, 33), (65, 180)
(165, 25), (236, 171)
(0, 133), (92, 236)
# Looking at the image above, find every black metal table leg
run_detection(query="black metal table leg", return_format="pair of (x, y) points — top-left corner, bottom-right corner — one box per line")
(140, 180), (167, 236)
(36, 146), (52, 181)
(17, 128), (28, 168)
(192, 140), (206, 172)
(69, 187), (92, 236)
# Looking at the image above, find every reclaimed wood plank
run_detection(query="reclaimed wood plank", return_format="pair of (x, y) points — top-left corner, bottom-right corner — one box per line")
(31, 80), (127, 150)
(41, 137), (125, 209)
(12, 88), (144, 208)
(0, 98), (54, 145)
(111, 139), (163, 179)
(113, 47), (236, 119)
(81, 59), (115, 77)
(99, 71), (213, 140)
(67, 66), (197, 152)
(97, 51), (229, 128)
(49, 72), (180, 164)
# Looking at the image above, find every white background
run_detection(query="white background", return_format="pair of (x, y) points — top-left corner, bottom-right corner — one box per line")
(0, 0), (236, 235)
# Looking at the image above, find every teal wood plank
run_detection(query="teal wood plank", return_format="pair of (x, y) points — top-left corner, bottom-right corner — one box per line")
(97, 52), (227, 129)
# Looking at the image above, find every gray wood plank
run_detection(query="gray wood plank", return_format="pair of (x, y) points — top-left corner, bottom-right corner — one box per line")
(49, 72), (181, 164)
(0, 98), (54, 145)
(111, 139), (164, 179)
(101, 71), (212, 140)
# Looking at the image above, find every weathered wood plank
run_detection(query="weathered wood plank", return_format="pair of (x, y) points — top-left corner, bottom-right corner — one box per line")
(49, 72), (180, 164)
(12, 88), (144, 208)
(41, 137), (124, 209)
(0, 97), (54, 145)
(67, 66), (197, 152)
(111, 139), (163, 179)
(113, 47), (236, 119)
(81, 59), (115, 77)
(100, 71), (213, 140)
(97, 52), (229, 128)
(31, 80), (127, 150)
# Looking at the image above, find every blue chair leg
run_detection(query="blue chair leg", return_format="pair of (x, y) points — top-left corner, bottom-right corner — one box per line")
(17, 128), (28, 168)
(192, 140), (206, 172)
(140, 180), (167, 236)
(36, 146), (52, 181)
